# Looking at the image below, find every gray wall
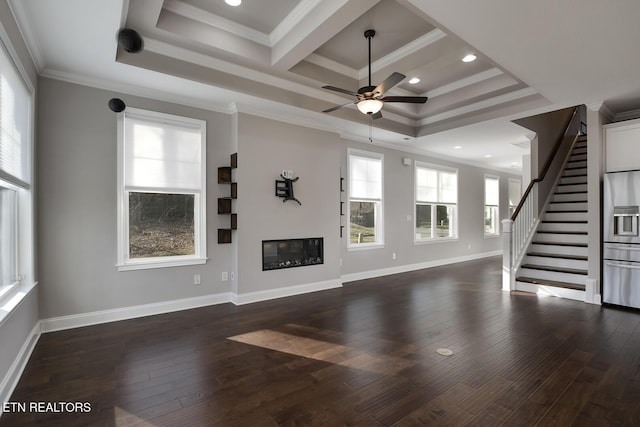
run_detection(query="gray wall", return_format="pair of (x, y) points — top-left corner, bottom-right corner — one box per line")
(236, 114), (342, 294)
(36, 77), (519, 317)
(37, 78), (233, 319)
(340, 140), (516, 275)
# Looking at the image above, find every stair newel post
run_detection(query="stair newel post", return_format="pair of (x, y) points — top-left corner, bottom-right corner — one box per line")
(502, 218), (515, 291)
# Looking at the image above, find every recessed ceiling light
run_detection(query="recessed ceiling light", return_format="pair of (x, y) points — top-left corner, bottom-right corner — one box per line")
(484, 154), (492, 158)
(462, 54), (477, 63)
(453, 145), (462, 150)
(225, 0), (241, 6)
(408, 77), (420, 84)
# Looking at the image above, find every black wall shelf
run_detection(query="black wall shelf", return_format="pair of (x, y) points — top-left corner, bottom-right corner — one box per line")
(218, 153), (237, 244)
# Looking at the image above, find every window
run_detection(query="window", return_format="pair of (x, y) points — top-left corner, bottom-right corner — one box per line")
(414, 162), (457, 241)
(117, 108), (206, 270)
(0, 35), (33, 307)
(348, 149), (383, 247)
(484, 175), (500, 236)
(508, 178), (522, 217)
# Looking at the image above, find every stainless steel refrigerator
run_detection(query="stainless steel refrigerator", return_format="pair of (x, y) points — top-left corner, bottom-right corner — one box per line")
(603, 170), (640, 308)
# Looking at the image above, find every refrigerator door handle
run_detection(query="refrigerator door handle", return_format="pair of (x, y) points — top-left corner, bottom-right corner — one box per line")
(605, 261), (640, 270)
(604, 243), (640, 251)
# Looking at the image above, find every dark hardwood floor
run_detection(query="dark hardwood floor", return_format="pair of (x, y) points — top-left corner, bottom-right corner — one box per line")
(2, 256), (640, 426)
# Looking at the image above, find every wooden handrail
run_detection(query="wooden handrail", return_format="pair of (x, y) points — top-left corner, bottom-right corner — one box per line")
(510, 106), (579, 221)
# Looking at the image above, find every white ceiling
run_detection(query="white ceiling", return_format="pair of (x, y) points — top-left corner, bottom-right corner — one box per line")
(8, 0), (640, 174)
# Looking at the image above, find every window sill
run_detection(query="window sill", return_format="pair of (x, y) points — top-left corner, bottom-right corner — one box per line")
(347, 243), (384, 252)
(414, 237), (459, 245)
(484, 234), (501, 239)
(0, 280), (38, 328)
(117, 257), (208, 271)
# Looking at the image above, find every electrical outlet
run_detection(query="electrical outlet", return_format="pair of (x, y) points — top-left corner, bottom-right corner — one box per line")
(194, 274), (201, 285)
(392, 253), (397, 260)
(222, 272), (229, 281)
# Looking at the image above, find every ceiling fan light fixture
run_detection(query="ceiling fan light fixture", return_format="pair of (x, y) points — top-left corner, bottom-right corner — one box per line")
(225, 0), (241, 6)
(357, 99), (383, 115)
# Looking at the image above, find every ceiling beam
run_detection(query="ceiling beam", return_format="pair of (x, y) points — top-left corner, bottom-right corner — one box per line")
(270, 0), (381, 71)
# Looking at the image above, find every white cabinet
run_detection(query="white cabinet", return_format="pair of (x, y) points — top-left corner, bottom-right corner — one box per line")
(605, 118), (640, 172)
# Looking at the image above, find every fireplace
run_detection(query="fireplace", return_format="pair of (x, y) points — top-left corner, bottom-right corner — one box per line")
(262, 238), (323, 271)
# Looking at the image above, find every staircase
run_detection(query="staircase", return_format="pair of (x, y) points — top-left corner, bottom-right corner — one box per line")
(515, 135), (588, 299)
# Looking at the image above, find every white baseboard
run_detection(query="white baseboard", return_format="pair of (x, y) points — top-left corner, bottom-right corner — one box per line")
(341, 250), (503, 283)
(40, 292), (232, 333)
(0, 321), (41, 412)
(232, 279), (343, 305)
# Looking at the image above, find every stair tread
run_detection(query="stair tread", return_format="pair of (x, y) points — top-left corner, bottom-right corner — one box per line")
(537, 230), (587, 235)
(526, 252), (588, 261)
(550, 200), (587, 203)
(554, 191), (587, 195)
(541, 220), (588, 223)
(562, 174), (587, 178)
(516, 276), (586, 291)
(532, 241), (588, 247)
(520, 264), (588, 275)
(546, 210), (588, 213)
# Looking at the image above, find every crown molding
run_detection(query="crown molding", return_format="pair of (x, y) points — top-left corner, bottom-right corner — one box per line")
(6, 0), (44, 74)
(358, 28), (447, 80)
(586, 101), (615, 121)
(614, 108), (640, 122)
(419, 87), (538, 126)
(163, 0), (271, 46)
(305, 53), (359, 80)
(425, 68), (505, 98)
(270, 0), (322, 45)
(40, 68), (235, 115)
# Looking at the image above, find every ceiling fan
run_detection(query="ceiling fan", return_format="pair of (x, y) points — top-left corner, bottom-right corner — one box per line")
(321, 29), (428, 120)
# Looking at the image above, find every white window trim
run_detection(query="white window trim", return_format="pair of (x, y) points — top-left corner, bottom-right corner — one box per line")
(413, 161), (459, 244)
(0, 21), (36, 320)
(116, 108), (207, 271)
(347, 148), (384, 250)
(484, 174), (500, 237)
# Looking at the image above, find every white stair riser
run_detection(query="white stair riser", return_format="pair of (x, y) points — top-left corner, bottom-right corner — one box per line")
(544, 211), (588, 221)
(538, 222), (588, 232)
(523, 255), (588, 270)
(518, 268), (587, 285)
(548, 202), (588, 211)
(556, 183), (587, 193)
(563, 168), (587, 177)
(553, 192), (588, 202)
(559, 176), (587, 185)
(529, 244), (588, 257)
(535, 232), (588, 244)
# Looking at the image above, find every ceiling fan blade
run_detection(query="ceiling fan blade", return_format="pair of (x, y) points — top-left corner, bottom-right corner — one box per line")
(322, 102), (354, 113)
(322, 85), (358, 97)
(374, 72), (406, 96)
(380, 96), (429, 103)
(371, 111), (383, 120)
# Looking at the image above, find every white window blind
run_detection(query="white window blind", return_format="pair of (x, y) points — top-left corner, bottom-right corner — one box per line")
(485, 176), (499, 206)
(0, 43), (31, 187)
(124, 115), (202, 191)
(416, 167), (457, 203)
(349, 155), (381, 200)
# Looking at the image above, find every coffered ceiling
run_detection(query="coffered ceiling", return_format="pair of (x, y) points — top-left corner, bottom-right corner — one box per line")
(8, 0), (640, 173)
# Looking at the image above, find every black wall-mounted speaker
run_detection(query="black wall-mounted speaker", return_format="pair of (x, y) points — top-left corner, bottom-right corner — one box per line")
(108, 98), (126, 113)
(117, 28), (143, 53)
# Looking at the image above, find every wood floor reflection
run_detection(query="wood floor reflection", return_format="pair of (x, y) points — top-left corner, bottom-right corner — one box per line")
(2, 256), (639, 426)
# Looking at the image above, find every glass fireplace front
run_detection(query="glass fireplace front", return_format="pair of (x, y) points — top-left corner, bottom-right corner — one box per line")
(262, 238), (323, 271)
